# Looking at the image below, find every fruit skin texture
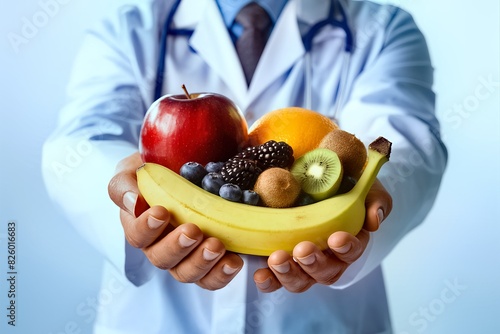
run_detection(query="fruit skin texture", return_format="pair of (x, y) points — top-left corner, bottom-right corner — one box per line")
(253, 168), (301, 208)
(137, 137), (391, 256)
(319, 129), (367, 179)
(201, 172), (225, 195)
(247, 107), (338, 159)
(242, 190), (260, 206)
(219, 184), (243, 202)
(290, 148), (344, 201)
(179, 162), (207, 186)
(220, 158), (262, 190)
(139, 93), (248, 174)
(205, 161), (225, 173)
(235, 140), (294, 170)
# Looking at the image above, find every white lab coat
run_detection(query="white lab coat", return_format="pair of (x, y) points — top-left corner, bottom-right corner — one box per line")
(42, 0), (447, 333)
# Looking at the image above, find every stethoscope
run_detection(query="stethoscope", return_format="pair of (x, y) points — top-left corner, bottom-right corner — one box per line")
(154, 0), (354, 120)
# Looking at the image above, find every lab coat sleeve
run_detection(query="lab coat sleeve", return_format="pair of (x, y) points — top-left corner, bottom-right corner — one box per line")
(41, 1), (167, 286)
(331, 6), (448, 288)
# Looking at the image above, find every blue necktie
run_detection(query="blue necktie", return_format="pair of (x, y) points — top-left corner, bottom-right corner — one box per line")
(235, 3), (272, 86)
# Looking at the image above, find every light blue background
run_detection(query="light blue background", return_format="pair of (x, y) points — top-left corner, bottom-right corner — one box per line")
(0, 0), (498, 333)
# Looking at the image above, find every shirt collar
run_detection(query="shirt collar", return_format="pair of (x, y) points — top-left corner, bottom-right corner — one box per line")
(216, 0), (288, 27)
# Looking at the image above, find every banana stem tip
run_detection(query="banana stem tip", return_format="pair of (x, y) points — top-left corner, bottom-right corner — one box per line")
(369, 137), (392, 159)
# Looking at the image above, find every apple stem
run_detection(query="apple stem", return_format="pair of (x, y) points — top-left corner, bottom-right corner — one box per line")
(181, 84), (192, 99)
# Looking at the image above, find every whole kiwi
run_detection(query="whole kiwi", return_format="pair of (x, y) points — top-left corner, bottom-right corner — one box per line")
(253, 168), (301, 208)
(319, 129), (367, 178)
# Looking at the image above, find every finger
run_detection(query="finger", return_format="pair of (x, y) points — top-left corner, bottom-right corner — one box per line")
(364, 179), (393, 231)
(327, 230), (370, 264)
(169, 237), (226, 283)
(108, 152), (149, 217)
(120, 205), (171, 249)
(293, 242), (346, 285)
(267, 250), (315, 293)
(253, 268), (282, 293)
(143, 223), (203, 270)
(197, 252), (244, 290)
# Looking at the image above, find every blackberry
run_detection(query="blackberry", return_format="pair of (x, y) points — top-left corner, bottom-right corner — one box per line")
(220, 158), (262, 190)
(236, 140), (294, 170)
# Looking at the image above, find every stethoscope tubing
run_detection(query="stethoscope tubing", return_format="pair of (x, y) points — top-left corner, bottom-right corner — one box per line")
(154, 0), (354, 120)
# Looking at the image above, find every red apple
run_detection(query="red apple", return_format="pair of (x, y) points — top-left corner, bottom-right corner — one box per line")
(139, 89), (248, 174)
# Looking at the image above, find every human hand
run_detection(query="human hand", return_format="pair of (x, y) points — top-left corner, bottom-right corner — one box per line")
(253, 179), (392, 293)
(108, 152), (244, 290)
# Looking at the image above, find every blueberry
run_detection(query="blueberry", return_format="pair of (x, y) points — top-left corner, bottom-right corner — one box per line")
(179, 162), (207, 186)
(242, 190), (260, 206)
(201, 172), (226, 195)
(295, 193), (316, 206)
(205, 161), (225, 173)
(219, 183), (242, 202)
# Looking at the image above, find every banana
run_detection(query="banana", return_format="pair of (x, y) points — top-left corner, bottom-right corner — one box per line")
(137, 137), (391, 256)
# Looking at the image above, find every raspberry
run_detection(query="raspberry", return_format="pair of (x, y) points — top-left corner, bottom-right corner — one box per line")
(220, 158), (262, 190)
(236, 140), (294, 170)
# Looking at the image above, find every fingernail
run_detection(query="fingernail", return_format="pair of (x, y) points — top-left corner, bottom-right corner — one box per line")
(203, 248), (221, 261)
(222, 264), (238, 275)
(123, 191), (137, 216)
(271, 262), (290, 274)
(256, 278), (271, 289)
(147, 215), (165, 229)
(333, 242), (352, 254)
(296, 253), (316, 266)
(377, 208), (385, 227)
(178, 233), (197, 248)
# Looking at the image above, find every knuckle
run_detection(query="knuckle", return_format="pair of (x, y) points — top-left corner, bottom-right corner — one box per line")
(284, 281), (311, 293)
(125, 233), (146, 249)
(199, 275), (227, 291)
(318, 266), (345, 285)
(148, 249), (172, 270)
(192, 260), (213, 274)
(170, 267), (197, 283)
(337, 253), (359, 265)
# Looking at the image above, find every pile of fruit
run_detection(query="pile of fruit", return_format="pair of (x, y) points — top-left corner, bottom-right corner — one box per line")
(178, 140), (293, 205)
(136, 87), (391, 255)
(176, 106), (369, 209)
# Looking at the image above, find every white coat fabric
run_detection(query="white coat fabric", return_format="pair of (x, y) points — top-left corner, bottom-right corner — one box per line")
(42, 0), (448, 333)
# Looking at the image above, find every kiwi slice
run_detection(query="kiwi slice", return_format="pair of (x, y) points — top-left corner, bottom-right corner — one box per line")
(290, 148), (343, 201)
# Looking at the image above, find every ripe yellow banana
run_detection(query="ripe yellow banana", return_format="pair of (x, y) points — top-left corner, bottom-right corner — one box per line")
(137, 137), (391, 256)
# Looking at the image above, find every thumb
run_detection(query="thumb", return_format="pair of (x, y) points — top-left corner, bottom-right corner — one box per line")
(363, 179), (392, 232)
(108, 152), (149, 217)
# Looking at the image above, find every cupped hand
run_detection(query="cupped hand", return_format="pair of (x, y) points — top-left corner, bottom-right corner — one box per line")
(253, 179), (392, 293)
(108, 152), (244, 290)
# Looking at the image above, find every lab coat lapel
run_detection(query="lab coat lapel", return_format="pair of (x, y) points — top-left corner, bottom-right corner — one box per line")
(174, 0), (248, 106)
(171, 0), (338, 110)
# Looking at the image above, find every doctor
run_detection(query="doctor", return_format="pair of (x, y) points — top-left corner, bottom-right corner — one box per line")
(43, 0), (447, 333)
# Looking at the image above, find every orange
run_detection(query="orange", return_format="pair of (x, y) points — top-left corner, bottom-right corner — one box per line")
(248, 107), (338, 159)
